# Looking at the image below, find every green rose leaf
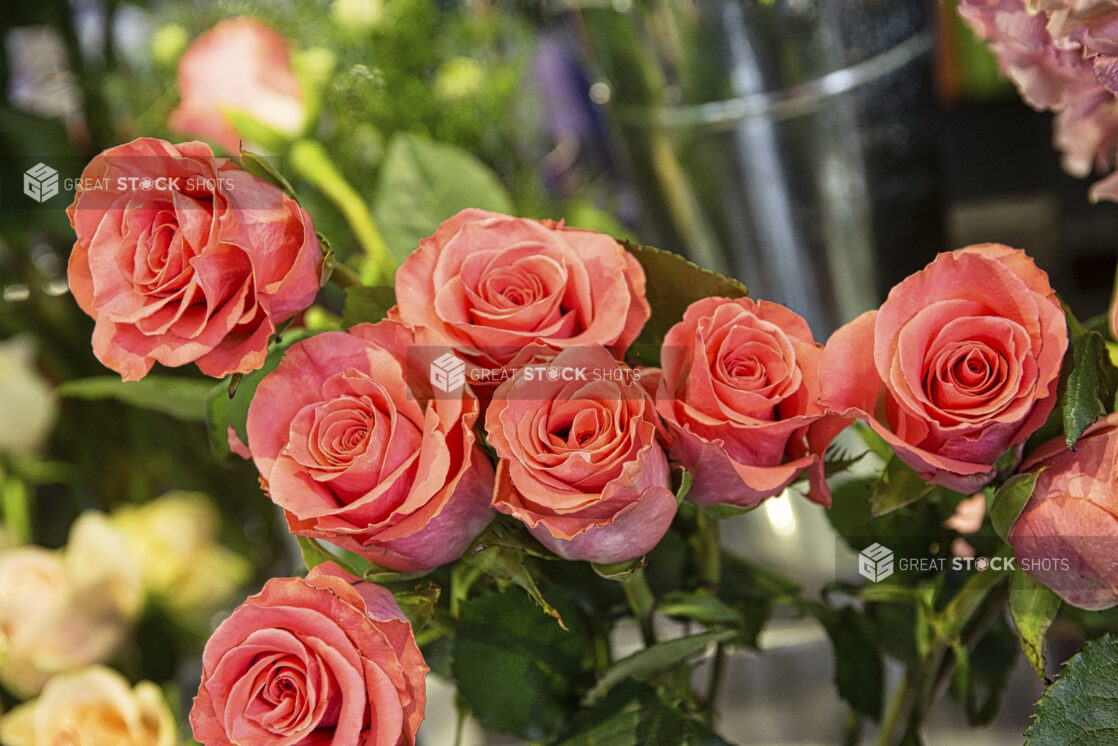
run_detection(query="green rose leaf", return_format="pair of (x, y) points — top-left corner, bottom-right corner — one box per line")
(1026, 634), (1118, 744)
(453, 588), (587, 741)
(557, 682), (732, 746)
(623, 241), (748, 366)
(990, 471), (1041, 541)
(1010, 570), (1061, 680)
(57, 375), (214, 422)
(810, 604), (884, 721)
(870, 455), (934, 517)
(205, 329), (314, 458)
(657, 591), (745, 626)
(1062, 330), (1118, 450)
(460, 540), (566, 629)
(340, 285), (397, 327)
(393, 582), (440, 631)
(239, 148), (297, 199)
(582, 628), (738, 706)
(373, 132), (513, 262)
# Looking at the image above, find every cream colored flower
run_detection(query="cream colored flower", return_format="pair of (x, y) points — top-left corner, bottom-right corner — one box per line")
(111, 491), (250, 624)
(0, 513), (142, 697)
(0, 666), (176, 746)
(0, 337), (56, 456)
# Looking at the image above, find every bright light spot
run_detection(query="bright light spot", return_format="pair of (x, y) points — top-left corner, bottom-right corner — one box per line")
(589, 81), (612, 105)
(764, 490), (798, 538)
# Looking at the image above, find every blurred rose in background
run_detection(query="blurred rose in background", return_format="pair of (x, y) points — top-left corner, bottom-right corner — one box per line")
(168, 17), (306, 154)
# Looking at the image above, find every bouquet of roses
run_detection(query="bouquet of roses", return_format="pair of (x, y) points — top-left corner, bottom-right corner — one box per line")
(50, 131), (1118, 745)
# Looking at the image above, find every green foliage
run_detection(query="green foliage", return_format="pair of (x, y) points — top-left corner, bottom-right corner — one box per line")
(460, 520), (566, 626)
(393, 582), (441, 631)
(623, 242), (748, 366)
(1062, 330), (1118, 449)
(239, 149), (298, 199)
(582, 629), (739, 706)
(990, 471), (1041, 541)
(295, 535), (427, 585)
(809, 604), (884, 721)
(870, 455), (935, 517)
(205, 330), (314, 459)
(341, 285), (397, 327)
(1009, 571), (1061, 680)
(949, 615), (1020, 726)
(372, 132), (514, 261)
(557, 682), (733, 746)
(57, 376), (213, 422)
(452, 589), (588, 741)
(1026, 634), (1118, 744)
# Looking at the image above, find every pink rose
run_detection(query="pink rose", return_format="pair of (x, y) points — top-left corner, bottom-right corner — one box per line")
(820, 245), (1067, 492)
(190, 562), (427, 745)
(169, 18), (305, 154)
(67, 137), (322, 380)
(392, 209), (650, 384)
(958, 0), (1118, 200)
(654, 297), (832, 508)
(485, 345), (675, 563)
(246, 320), (494, 573)
(1008, 413), (1118, 610)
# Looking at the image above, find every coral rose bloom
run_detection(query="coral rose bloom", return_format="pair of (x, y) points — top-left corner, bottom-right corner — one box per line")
(190, 563), (427, 746)
(169, 17), (306, 154)
(485, 346), (675, 564)
(1009, 413), (1118, 610)
(656, 297), (831, 508)
(247, 320), (494, 573)
(820, 245), (1067, 492)
(67, 137), (321, 380)
(393, 209), (650, 381)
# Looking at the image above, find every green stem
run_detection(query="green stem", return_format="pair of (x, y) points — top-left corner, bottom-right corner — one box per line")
(694, 509), (722, 592)
(326, 261), (362, 290)
(288, 139), (396, 285)
(589, 617), (613, 673)
(876, 554), (1012, 744)
(621, 568), (656, 647)
(873, 669), (915, 746)
(453, 693), (468, 746)
(0, 465), (31, 545)
(701, 641), (727, 727)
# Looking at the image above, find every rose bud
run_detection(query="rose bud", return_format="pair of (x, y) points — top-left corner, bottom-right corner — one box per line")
(485, 345), (675, 564)
(67, 137), (322, 381)
(820, 244), (1067, 492)
(655, 296), (833, 508)
(246, 320), (494, 573)
(190, 563), (427, 745)
(169, 17), (306, 154)
(1009, 413), (1118, 610)
(392, 209), (650, 390)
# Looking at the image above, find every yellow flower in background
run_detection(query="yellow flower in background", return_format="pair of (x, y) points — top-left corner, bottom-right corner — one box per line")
(111, 492), (251, 624)
(0, 337), (56, 456)
(0, 665), (176, 746)
(0, 513), (142, 698)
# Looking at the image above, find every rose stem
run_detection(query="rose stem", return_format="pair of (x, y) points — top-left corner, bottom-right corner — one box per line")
(622, 568), (657, 647)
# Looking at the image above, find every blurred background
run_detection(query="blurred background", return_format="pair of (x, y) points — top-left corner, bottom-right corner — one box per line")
(0, 0), (1115, 744)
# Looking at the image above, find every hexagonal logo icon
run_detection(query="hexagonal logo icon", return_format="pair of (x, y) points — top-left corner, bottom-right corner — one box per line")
(430, 352), (466, 394)
(23, 163), (59, 203)
(858, 542), (894, 583)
